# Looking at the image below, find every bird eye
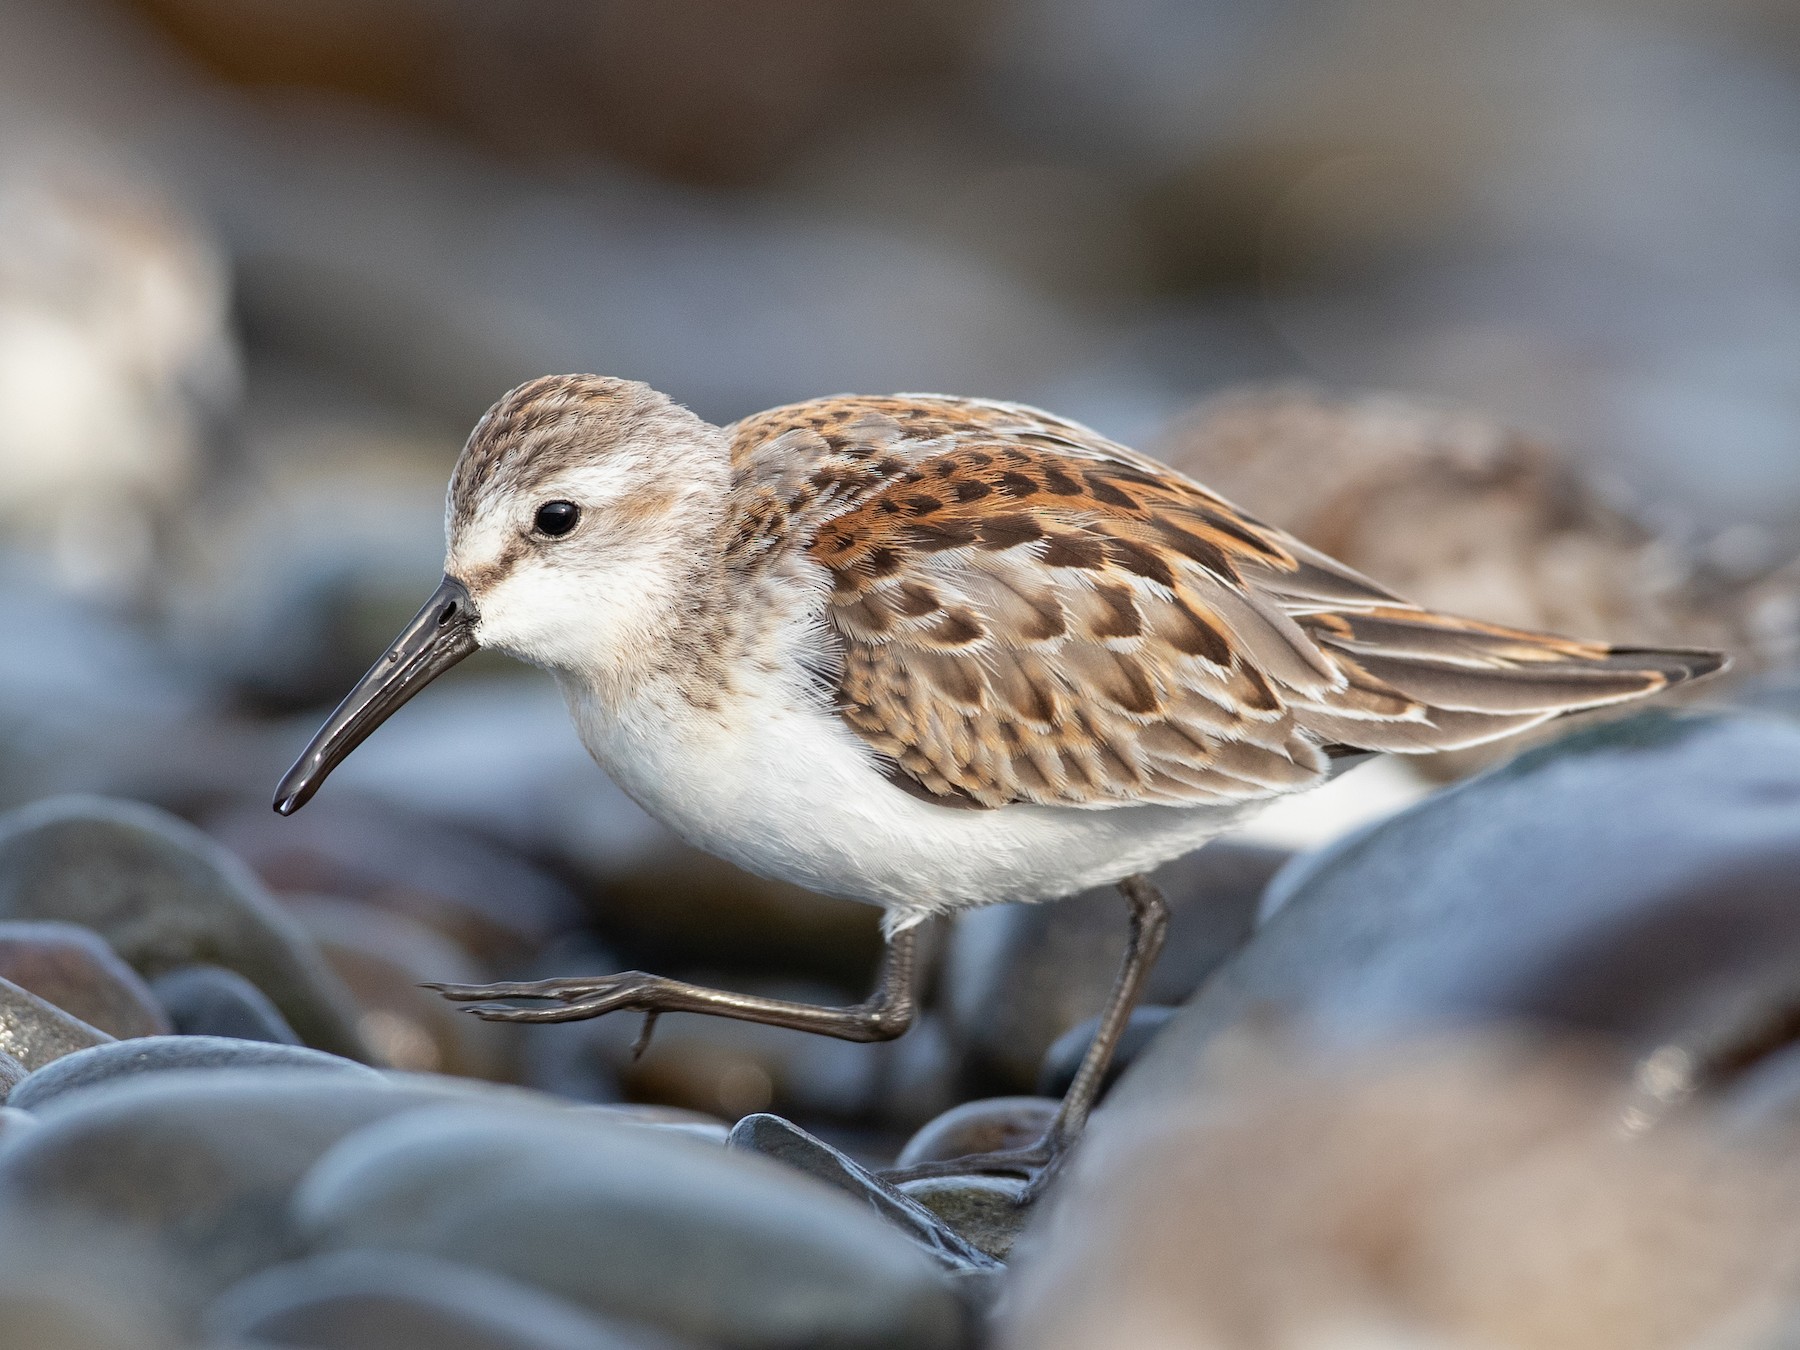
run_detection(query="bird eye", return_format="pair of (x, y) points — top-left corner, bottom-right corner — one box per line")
(533, 501), (580, 537)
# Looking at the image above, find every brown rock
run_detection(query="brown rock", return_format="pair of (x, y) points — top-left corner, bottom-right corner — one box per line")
(0, 922), (170, 1040)
(280, 895), (509, 1080)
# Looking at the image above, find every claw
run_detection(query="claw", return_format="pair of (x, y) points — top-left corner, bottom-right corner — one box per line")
(630, 1011), (661, 1061)
(456, 1001), (597, 1024)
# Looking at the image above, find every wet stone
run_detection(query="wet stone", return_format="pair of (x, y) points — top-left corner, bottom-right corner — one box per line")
(0, 796), (368, 1059)
(0, 974), (114, 1071)
(896, 1097), (1059, 1171)
(0, 921), (171, 1039)
(1115, 714), (1800, 1114)
(944, 843), (1287, 1091)
(206, 1249), (676, 1350)
(727, 1112), (1002, 1275)
(1036, 1005), (1178, 1100)
(296, 1103), (969, 1349)
(894, 1176), (1029, 1262)
(7, 1035), (381, 1112)
(151, 964), (302, 1045)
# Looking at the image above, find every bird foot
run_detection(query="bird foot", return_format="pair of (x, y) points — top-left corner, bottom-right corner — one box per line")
(422, 972), (669, 1024)
(880, 1132), (1073, 1206)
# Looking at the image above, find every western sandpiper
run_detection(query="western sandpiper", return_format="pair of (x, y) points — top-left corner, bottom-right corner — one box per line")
(273, 374), (1724, 1190)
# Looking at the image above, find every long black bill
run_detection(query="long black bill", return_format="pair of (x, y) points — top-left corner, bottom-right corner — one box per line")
(272, 575), (479, 816)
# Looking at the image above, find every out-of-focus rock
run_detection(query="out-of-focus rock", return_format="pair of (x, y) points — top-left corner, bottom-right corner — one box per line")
(1155, 385), (1774, 775)
(204, 791), (580, 964)
(0, 140), (237, 602)
(0, 920), (170, 1039)
(1035, 1004), (1175, 1101)
(281, 893), (510, 1079)
(0, 1070), (486, 1310)
(1005, 1039), (1800, 1350)
(944, 843), (1285, 1091)
(295, 1103), (969, 1349)
(0, 1103), (36, 1143)
(128, 0), (979, 185)
(0, 974), (114, 1072)
(1115, 713), (1800, 1118)
(7, 1034), (379, 1113)
(150, 963), (301, 1044)
(205, 1249), (677, 1350)
(0, 588), (205, 813)
(0, 795), (369, 1060)
(895, 1097), (1059, 1171)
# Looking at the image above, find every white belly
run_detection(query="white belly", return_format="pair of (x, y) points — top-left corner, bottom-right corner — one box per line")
(563, 675), (1262, 930)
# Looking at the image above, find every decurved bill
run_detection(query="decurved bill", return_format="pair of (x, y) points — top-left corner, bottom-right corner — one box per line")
(272, 575), (479, 815)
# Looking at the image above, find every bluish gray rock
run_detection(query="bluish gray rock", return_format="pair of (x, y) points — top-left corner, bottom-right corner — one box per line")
(0, 1070), (517, 1311)
(151, 964), (302, 1046)
(205, 1249), (677, 1350)
(8, 1035), (379, 1112)
(1116, 713), (1800, 1112)
(295, 1103), (967, 1350)
(0, 796), (368, 1059)
(0, 1047), (26, 1101)
(0, 974), (113, 1071)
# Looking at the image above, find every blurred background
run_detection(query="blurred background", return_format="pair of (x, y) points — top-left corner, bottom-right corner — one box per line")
(4, 0), (1800, 1145)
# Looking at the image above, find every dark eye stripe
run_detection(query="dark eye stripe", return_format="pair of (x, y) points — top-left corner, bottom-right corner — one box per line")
(534, 501), (580, 537)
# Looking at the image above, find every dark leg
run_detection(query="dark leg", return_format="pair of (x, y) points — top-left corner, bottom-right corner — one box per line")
(883, 874), (1170, 1199)
(426, 924), (920, 1042)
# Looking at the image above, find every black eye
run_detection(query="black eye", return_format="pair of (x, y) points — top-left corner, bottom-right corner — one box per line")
(533, 501), (580, 537)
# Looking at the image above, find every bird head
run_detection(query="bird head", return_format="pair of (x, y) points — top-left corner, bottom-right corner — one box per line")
(273, 374), (726, 814)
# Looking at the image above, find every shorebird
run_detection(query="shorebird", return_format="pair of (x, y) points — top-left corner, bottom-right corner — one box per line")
(274, 375), (1724, 1191)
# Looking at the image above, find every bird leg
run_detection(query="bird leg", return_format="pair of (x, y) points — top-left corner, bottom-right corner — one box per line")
(425, 925), (920, 1043)
(881, 874), (1170, 1202)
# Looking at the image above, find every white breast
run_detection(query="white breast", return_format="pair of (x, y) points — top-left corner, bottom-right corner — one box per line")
(561, 663), (1261, 931)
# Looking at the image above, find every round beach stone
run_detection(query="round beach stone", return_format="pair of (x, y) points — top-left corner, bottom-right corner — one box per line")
(0, 921), (170, 1039)
(0, 795), (367, 1058)
(1115, 713), (1800, 1113)
(206, 1249), (673, 1350)
(7, 1035), (380, 1112)
(0, 974), (113, 1071)
(295, 1104), (966, 1349)
(150, 964), (302, 1045)
(896, 1097), (1059, 1170)
(0, 1070), (519, 1307)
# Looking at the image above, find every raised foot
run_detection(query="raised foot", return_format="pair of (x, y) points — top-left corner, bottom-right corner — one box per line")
(421, 972), (667, 1024)
(880, 1133), (1072, 1206)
